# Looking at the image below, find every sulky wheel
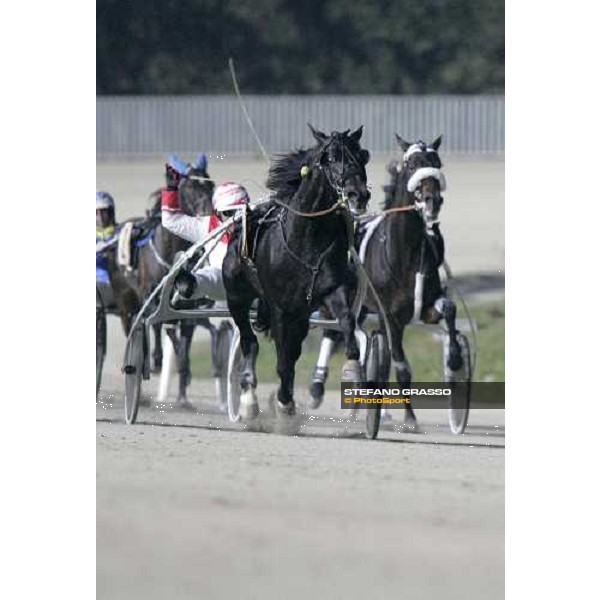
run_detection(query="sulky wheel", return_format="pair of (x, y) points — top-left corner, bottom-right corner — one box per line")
(124, 324), (146, 425)
(214, 321), (234, 413)
(445, 332), (472, 434)
(226, 326), (243, 422)
(365, 331), (387, 440)
(96, 289), (107, 399)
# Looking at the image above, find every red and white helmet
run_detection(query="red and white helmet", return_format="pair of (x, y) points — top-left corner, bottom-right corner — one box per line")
(212, 182), (249, 213)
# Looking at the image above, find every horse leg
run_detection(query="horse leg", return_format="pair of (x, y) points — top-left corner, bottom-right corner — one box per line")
(152, 323), (163, 373)
(195, 317), (222, 408)
(309, 329), (343, 409)
(389, 322), (418, 430)
(271, 310), (309, 414)
(228, 296), (260, 419)
(423, 297), (463, 373)
(323, 287), (361, 381)
(176, 320), (196, 405)
(195, 318), (219, 379)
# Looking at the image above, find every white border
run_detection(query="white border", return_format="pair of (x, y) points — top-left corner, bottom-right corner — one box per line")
(1, 3), (95, 598)
(507, 1), (600, 598)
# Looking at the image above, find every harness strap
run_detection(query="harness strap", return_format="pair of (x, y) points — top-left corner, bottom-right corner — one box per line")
(241, 204), (281, 262)
(148, 236), (171, 271)
(277, 216), (337, 303)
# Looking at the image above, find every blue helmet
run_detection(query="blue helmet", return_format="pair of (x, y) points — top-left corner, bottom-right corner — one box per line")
(96, 191), (115, 210)
(195, 153), (208, 171)
(167, 154), (190, 176)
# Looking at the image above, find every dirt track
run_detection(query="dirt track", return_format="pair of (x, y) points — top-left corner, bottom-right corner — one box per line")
(97, 372), (504, 600)
(97, 155), (504, 598)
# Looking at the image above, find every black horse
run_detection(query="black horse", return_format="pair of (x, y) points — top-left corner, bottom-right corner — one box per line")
(222, 125), (371, 419)
(110, 164), (215, 405)
(310, 135), (464, 429)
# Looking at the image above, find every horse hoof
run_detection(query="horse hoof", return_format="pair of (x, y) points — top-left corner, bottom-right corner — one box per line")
(447, 353), (464, 372)
(176, 399), (196, 411)
(341, 359), (363, 382)
(277, 399), (296, 416)
(240, 389), (259, 420)
(401, 416), (420, 433)
(308, 382), (324, 409)
(379, 410), (395, 430)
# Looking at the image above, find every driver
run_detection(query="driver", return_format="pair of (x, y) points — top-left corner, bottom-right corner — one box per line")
(160, 162), (249, 302)
(96, 191), (118, 308)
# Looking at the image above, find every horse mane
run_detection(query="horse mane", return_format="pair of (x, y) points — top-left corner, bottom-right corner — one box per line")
(146, 189), (162, 221)
(382, 162), (407, 210)
(146, 188), (162, 220)
(266, 148), (315, 200)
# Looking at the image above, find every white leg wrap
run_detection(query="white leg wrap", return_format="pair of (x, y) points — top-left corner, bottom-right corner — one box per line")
(392, 359), (412, 380)
(157, 332), (176, 403)
(434, 297), (446, 316)
(411, 272), (424, 323)
(239, 388), (259, 420)
(316, 337), (335, 368)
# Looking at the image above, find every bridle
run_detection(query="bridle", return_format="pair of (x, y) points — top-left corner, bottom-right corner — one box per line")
(273, 134), (368, 219)
(379, 144), (446, 231)
(179, 169), (214, 217)
(316, 133), (367, 197)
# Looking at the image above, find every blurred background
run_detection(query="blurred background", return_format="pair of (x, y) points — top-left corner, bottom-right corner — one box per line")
(97, 0), (503, 96)
(97, 0), (504, 384)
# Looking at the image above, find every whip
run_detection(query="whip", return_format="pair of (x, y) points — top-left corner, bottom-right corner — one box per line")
(228, 58), (271, 165)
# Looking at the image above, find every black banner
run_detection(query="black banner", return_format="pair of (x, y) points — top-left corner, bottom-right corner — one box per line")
(340, 382), (504, 409)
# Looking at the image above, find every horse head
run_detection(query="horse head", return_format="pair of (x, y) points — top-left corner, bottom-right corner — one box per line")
(178, 164), (215, 217)
(307, 124), (371, 215)
(395, 134), (446, 228)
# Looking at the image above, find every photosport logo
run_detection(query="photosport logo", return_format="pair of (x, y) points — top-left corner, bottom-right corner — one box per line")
(340, 382), (505, 409)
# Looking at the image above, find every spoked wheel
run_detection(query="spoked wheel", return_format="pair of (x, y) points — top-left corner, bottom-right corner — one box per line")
(124, 324), (146, 425)
(445, 332), (472, 434)
(96, 289), (107, 399)
(215, 321), (234, 413)
(226, 326), (243, 422)
(365, 331), (387, 440)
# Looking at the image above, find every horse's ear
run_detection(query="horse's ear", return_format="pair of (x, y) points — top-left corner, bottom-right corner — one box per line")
(431, 135), (443, 150)
(308, 123), (327, 144)
(395, 134), (411, 152)
(349, 125), (363, 143)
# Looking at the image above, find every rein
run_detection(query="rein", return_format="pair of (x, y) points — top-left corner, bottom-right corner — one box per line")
(380, 205), (417, 216)
(271, 196), (346, 218)
(354, 204), (417, 224)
